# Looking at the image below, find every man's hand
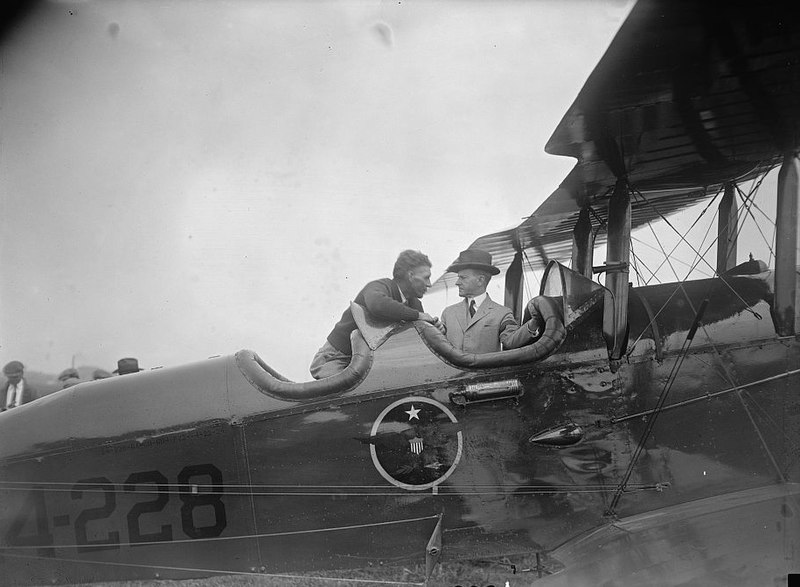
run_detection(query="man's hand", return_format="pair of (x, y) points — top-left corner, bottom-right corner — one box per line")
(419, 313), (446, 334)
(418, 312), (437, 324)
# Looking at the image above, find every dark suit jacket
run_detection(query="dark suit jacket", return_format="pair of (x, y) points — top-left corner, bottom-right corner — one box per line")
(1, 378), (36, 411)
(442, 294), (534, 353)
(327, 278), (423, 354)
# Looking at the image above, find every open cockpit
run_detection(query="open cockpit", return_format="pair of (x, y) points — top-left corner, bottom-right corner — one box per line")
(236, 251), (781, 406)
(236, 263), (605, 401)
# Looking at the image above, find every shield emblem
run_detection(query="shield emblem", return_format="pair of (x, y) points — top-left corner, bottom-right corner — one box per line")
(369, 397), (463, 491)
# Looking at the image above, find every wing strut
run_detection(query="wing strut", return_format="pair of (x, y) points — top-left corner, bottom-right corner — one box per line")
(571, 207), (595, 279)
(504, 230), (525, 322)
(602, 179), (631, 366)
(716, 183), (738, 274)
(773, 152), (800, 336)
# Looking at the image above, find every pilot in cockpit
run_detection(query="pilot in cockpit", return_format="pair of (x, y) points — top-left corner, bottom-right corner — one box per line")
(309, 250), (444, 379)
(441, 248), (542, 353)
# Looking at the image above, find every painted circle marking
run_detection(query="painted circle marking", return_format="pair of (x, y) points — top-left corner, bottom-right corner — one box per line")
(369, 396), (462, 491)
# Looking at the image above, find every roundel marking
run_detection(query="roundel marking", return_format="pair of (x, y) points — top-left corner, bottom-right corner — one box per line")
(369, 396), (463, 491)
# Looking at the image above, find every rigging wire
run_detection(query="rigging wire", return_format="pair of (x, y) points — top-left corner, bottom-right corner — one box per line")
(631, 186), (722, 284)
(0, 515), (441, 551)
(0, 551), (425, 586)
(588, 203), (609, 230)
(608, 298), (709, 516)
(735, 181), (776, 260)
(620, 170), (779, 471)
(630, 236), (709, 277)
(620, 172), (790, 494)
(630, 181), (764, 315)
(628, 248), (651, 286)
(630, 250), (654, 283)
(739, 388), (800, 453)
(610, 368), (800, 428)
(521, 247), (542, 302)
(0, 481), (663, 495)
(695, 204), (720, 270)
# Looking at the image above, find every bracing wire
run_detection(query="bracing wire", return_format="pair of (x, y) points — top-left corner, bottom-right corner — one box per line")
(624, 181), (765, 356)
(0, 481), (663, 495)
(630, 236), (708, 278)
(636, 190), (722, 284)
(632, 182), (765, 313)
(735, 182), (776, 260)
(0, 515), (441, 551)
(631, 187), (722, 283)
(0, 551), (426, 586)
(608, 298), (709, 515)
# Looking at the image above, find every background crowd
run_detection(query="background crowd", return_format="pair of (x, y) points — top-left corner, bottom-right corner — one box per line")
(1, 357), (144, 411)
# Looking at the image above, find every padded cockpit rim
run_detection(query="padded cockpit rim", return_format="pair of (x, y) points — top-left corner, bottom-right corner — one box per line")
(235, 330), (373, 401)
(415, 296), (566, 370)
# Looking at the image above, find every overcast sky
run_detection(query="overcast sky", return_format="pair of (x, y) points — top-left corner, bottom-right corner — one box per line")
(1, 0), (637, 380)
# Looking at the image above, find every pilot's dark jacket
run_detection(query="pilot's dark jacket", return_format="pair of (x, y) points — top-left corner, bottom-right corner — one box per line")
(327, 278), (423, 354)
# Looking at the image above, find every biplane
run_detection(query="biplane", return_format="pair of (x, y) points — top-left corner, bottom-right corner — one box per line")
(2, 0), (800, 585)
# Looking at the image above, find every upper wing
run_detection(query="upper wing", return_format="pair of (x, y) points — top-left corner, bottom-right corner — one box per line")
(432, 0), (800, 292)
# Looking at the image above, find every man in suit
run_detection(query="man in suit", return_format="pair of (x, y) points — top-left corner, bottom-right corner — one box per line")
(2, 360), (36, 411)
(310, 249), (443, 379)
(442, 249), (541, 353)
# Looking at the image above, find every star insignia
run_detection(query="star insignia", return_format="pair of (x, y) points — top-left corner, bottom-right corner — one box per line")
(405, 404), (421, 421)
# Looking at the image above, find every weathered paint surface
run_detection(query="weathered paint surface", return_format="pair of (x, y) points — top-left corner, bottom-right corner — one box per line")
(0, 268), (797, 585)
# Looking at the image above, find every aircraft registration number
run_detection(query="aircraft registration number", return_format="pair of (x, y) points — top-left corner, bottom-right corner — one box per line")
(5, 463), (226, 554)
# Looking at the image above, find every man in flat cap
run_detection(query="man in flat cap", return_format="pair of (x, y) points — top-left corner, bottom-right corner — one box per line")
(57, 367), (83, 389)
(92, 369), (112, 380)
(310, 249), (443, 379)
(441, 248), (541, 354)
(2, 360), (36, 411)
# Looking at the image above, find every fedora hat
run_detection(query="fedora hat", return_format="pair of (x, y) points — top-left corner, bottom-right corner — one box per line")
(446, 248), (500, 275)
(113, 357), (143, 375)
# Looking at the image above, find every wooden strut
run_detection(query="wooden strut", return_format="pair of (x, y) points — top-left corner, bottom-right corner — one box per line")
(603, 179), (631, 363)
(773, 152), (800, 336)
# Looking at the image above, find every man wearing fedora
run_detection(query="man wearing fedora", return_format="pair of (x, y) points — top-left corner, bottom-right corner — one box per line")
(2, 360), (36, 411)
(441, 248), (541, 354)
(114, 357), (144, 376)
(310, 249), (443, 379)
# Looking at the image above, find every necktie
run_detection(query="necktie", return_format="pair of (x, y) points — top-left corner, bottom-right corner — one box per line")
(6, 383), (17, 409)
(468, 299), (476, 318)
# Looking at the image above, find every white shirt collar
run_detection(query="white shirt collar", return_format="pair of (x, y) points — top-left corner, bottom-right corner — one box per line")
(466, 292), (488, 308)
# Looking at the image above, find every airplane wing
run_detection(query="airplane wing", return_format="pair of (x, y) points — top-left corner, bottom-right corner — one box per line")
(432, 0), (800, 292)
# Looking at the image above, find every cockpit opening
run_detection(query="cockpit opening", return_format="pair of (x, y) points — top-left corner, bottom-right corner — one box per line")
(236, 262), (614, 403)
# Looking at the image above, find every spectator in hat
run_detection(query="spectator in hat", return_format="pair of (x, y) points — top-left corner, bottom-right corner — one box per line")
(309, 249), (443, 379)
(441, 248), (542, 354)
(92, 369), (112, 380)
(57, 367), (83, 389)
(114, 357), (144, 376)
(2, 360), (36, 411)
